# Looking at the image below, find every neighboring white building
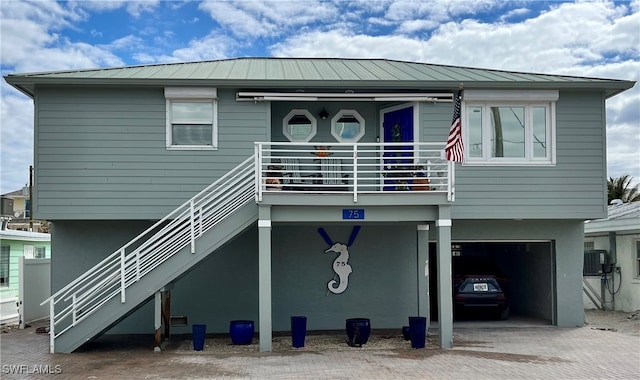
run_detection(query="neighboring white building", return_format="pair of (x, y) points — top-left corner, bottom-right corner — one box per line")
(584, 201), (640, 312)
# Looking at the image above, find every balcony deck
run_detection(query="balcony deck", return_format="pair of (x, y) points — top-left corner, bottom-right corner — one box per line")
(255, 142), (454, 207)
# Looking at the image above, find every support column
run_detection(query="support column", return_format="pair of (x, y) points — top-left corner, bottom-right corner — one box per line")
(436, 206), (453, 349)
(162, 285), (173, 341)
(154, 291), (162, 352)
(258, 205), (272, 352)
(417, 224), (430, 327)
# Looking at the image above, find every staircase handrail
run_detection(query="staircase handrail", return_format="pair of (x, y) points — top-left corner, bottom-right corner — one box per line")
(41, 155), (256, 350)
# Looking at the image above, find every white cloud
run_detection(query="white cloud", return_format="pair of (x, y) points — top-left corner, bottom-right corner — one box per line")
(0, 84), (34, 193)
(155, 33), (238, 63)
(69, 0), (160, 18)
(1, 1), (124, 72)
(103, 35), (145, 51)
(198, 0), (337, 38)
(270, 30), (424, 59)
(385, 0), (501, 23)
(499, 8), (530, 22)
(397, 19), (442, 34)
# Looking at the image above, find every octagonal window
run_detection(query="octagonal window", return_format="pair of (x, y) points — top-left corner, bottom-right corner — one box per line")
(283, 109), (317, 142)
(331, 110), (365, 142)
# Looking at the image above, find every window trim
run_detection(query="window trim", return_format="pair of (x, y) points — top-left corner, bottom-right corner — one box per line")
(282, 109), (317, 142)
(0, 245), (9, 288)
(331, 109), (365, 142)
(462, 90), (557, 167)
(24, 244), (34, 259)
(165, 87), (218, 151)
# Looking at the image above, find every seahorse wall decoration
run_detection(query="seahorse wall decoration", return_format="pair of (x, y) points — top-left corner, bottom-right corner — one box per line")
(318, 226), (361, 295)
(325, 242), (352, 294)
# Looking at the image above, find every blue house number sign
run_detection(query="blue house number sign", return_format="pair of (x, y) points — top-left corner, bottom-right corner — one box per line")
(342, 209), (364, 220)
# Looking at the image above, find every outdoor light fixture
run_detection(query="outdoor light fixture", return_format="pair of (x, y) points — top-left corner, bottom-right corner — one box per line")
(319, 108), (329, 119)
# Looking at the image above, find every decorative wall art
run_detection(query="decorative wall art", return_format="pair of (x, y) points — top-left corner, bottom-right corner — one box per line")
(318, 226), (361, 295)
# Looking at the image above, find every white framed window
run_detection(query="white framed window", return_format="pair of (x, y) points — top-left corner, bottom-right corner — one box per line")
(24, 244), (34, 259)
(331, 110), (365, 142)
(35, 246), (46, 259)
(283, 109), (317, 142)
(0, 245), (9, 287)
(584, 241), (595, 252)
(463, 90), (557, 166)
(165, 87), (218, 150)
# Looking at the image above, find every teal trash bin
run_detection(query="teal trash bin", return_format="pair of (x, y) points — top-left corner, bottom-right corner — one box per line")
(192, 324), (206, 351)
(291, 316), (307, 348)
(409, 317), (426, 349)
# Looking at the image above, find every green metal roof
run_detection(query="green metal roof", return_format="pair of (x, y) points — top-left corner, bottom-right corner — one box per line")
(4, 57), (635, 98)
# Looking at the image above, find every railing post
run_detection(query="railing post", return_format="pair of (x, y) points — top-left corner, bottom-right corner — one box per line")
(49, 300), (55, 353)
(198, 206), (203, 237)
(447, 161), (454, 202)
(353, 144), (358, 203)
(256, 143), (263, 202)
(120, 248), (126, 303)
(72, 294), (77, 325)
(190, 199), (196, 254)
(135, 249), (140, 282)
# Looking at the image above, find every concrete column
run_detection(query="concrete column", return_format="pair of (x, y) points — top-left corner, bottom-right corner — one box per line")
(258, 205), (272, 352)
(436, 206), (453, 348)
(417, 224), (430, 325)
(154, 291), (161, 351)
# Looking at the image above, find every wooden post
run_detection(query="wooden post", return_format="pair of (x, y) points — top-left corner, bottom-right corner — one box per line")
(162, 290), (171, 341)
(29, 165), (33, 231)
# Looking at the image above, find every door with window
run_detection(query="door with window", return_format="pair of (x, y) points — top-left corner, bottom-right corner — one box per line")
(381, 105), (415, 190)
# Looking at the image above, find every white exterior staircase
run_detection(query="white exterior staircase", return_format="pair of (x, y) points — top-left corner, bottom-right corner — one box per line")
(42, 156), (257, 353)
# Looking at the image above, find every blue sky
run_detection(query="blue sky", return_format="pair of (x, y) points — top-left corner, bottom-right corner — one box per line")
(1, 0), (639, 193)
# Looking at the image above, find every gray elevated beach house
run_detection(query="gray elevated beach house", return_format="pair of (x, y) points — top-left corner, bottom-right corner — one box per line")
(4, 58), (635, 353)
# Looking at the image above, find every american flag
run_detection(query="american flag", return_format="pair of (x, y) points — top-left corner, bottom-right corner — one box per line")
(445, 90), (464, 162)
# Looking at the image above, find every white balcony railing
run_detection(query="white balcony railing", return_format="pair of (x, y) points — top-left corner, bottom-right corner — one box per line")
(255, 142), (455, 203)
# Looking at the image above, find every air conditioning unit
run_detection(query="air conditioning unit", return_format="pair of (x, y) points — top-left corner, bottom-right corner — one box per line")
(583, 250), (609, 276)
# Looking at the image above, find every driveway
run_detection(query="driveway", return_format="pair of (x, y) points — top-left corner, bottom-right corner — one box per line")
(1, 317), (638, 379)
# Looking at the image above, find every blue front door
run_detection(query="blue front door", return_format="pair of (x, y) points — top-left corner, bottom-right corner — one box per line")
(382, 105), (414, 190)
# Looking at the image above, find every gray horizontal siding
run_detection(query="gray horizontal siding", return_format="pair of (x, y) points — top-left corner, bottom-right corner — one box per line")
(420, 91), (607, 219)
(34, 86), (267, 220)
(33, 86), (608, 221)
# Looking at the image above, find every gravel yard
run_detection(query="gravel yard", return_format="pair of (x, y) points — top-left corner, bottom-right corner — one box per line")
(163, 309), (640, 354)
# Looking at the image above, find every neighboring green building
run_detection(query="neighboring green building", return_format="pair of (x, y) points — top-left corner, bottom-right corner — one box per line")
(0, 228), (50, 324)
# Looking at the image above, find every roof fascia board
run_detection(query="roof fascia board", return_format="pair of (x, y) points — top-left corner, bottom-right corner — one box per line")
(4, 77), (635, 97)
(584, 218), (640, 234)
